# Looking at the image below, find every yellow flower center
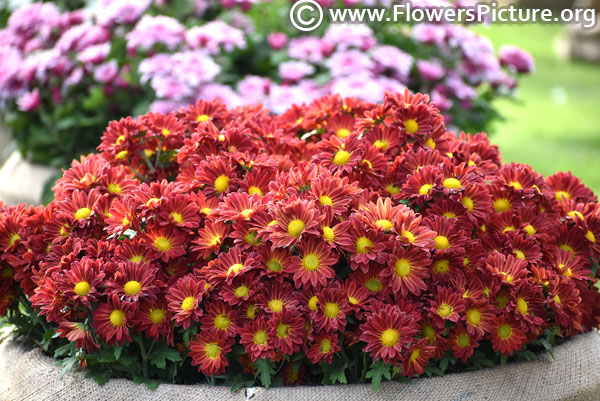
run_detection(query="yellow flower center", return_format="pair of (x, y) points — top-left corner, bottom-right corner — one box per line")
(323, 226), (335, 241)
(461, 196), (474, 212)
(493, 198), (511, 212)
(443, 212), (457, 219)
(240, 208), (254, 220)
(373, 139), (389, 150)
(555, 190), (571, 201)
(404, 119), (419, 134)
(332, 150), (351, 166)
(402, 230), (415, 243)
(248, 186), (263, 196)
(109, 310), (125, 327)
(214, 175), (229, 193)
(586, 230), (596, 242)
(235, 285), (249, 298)
(123, 280), (142, 296)
(386, 184), (400, 195)
(287, 219), (305, 238)
(0, 265), (13, 279)
(302, 254), (320, 271)
(320, 339), (332, 353)
(394, 259), (411, 277)
(498, 324), (512, 339)
(513, 250), (525, 260)
(319, 195), (333, 206)
(130, 255), (144, 263)
(107, 183), (122, 194)
(308, 295), (319, 311)
(246, 304), (256, 319)
(443, 178), (462, 189)
(149, 308), (166, 324)
(336, 128), (351, 138)
(228, 263), (244, 276)
(267, 260), (283, 272)
(324, 302), (340, 319)
(524, 224), (536, 236)
(509, 181), (522, 190)
(356, 236), (373, 254)
(434, 235), (450, 250)
(437, 303), (453, 317)
(116, 134), (125, 145)
(276, 323), (289, 338)
(457, 334), (470, 348)
(495, 295), (508, 309)
(170, 212), (183, 224)
(409, 349), (420, 362)
(380, 328), (400, 347)
(433, 259), (450, 274)
(115, 150), (128, 160)
(365, 278), (382, 292)
(205, 343), (221, 359)
(254, 330), (268, 345)
(197, 114), (210, 122)
(568, 211), (584, 220)
(214, 314), (231, 330)
(74, 281), (91, 296)
(75, 207), (91, 220)
(517, 297), (528, 315)
(375, 219), (393, 231)
(268, 299), (284, 313)
(467, 309), (481, 326)
(423, 324), (436, 341)
(553, 294), (561, 304)
(154, 237), (172, 252)
(181, 296), (195, 311)
(348, 296), (359, 305)
(419, 184), (433, 195)
(424, 138), (436, 149)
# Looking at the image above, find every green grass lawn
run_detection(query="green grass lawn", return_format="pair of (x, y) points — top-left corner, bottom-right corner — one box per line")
(472, 24), (600, 195)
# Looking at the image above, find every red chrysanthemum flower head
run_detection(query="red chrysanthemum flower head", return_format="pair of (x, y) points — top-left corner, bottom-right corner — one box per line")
(166, 274), (207, 329)
(189, 331), (232, 376)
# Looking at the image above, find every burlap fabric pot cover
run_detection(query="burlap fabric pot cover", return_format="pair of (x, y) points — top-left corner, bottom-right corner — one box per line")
(0, 331), (599, 401)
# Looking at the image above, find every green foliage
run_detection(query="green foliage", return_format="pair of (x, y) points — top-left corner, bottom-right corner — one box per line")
(254, 358), (276, 389)
(365, 360), (391, 392)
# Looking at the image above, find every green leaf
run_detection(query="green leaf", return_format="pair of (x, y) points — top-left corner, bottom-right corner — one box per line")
(133, 376), (159, 390)
(54, 343), (75, 358)
(58, 356), (78, 379)
(85, 370), (110, 386)
(365, 360), (391, 392)
(149, 345), (183, 369)
(321, 358), (348, 385)
(113, 346), (123, 361)
(254, 358), (276, 389)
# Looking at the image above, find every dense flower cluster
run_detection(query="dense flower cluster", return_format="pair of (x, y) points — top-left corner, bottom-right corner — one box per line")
(0, 0), (532, 166)
(1, 91), (598, 386)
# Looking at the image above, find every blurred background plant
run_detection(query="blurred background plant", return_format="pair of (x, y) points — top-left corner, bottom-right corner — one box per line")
(0, 0), (532, 168)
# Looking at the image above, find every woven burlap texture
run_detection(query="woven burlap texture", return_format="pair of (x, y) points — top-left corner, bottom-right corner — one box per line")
(1, 331), (599, 401)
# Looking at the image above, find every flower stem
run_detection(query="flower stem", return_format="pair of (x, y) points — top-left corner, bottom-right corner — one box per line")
(136, 336), (149, 380)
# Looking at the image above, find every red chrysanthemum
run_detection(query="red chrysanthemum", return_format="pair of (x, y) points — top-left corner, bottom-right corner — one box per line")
(359, 304), (418, 364)
(489, 315), (527, 356)
(239, 317), (276, 362)
(288, 238), (338, 288)
(166, 274), (207, 329)
(92, 294), (136, 346)
(189, 331), (232, 376)
(381, 245), (430, 297)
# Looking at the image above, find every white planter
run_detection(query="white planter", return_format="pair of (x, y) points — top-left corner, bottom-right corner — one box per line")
(0, 331), (599, 401)
(0, 150), (59, 206)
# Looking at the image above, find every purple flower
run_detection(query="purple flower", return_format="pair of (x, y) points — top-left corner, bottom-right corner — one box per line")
(17, 88), (41, 111)
(326, 50), (374, 77)
(446, 74), (477, 100)
(95, 0), (152, 26)
(7, 3), (60, 42)
(288, 37), (325, 63)
(329, 73), (382, 103)
(149, 100), (186, 114)
(499, 45), (535, 74)
(268, 32), (287, 50)
(371, 45), (413, 81)
(267, 82), (323, 113)
(126, 15), (185, 51)
(56, 24), (111, 53)
(412, 24), (446, 47)
(94, 60), (119, 83)
(237, 76), (270, 105)
(323, 24), (375, 51)
(279, 61), (315, 82)
(417, 59), (444, 81)
(198, 83), (242, 108)
(78, 43), (111, 65)
(186, 21), (246, 54)
(0, 46), (22, 96)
